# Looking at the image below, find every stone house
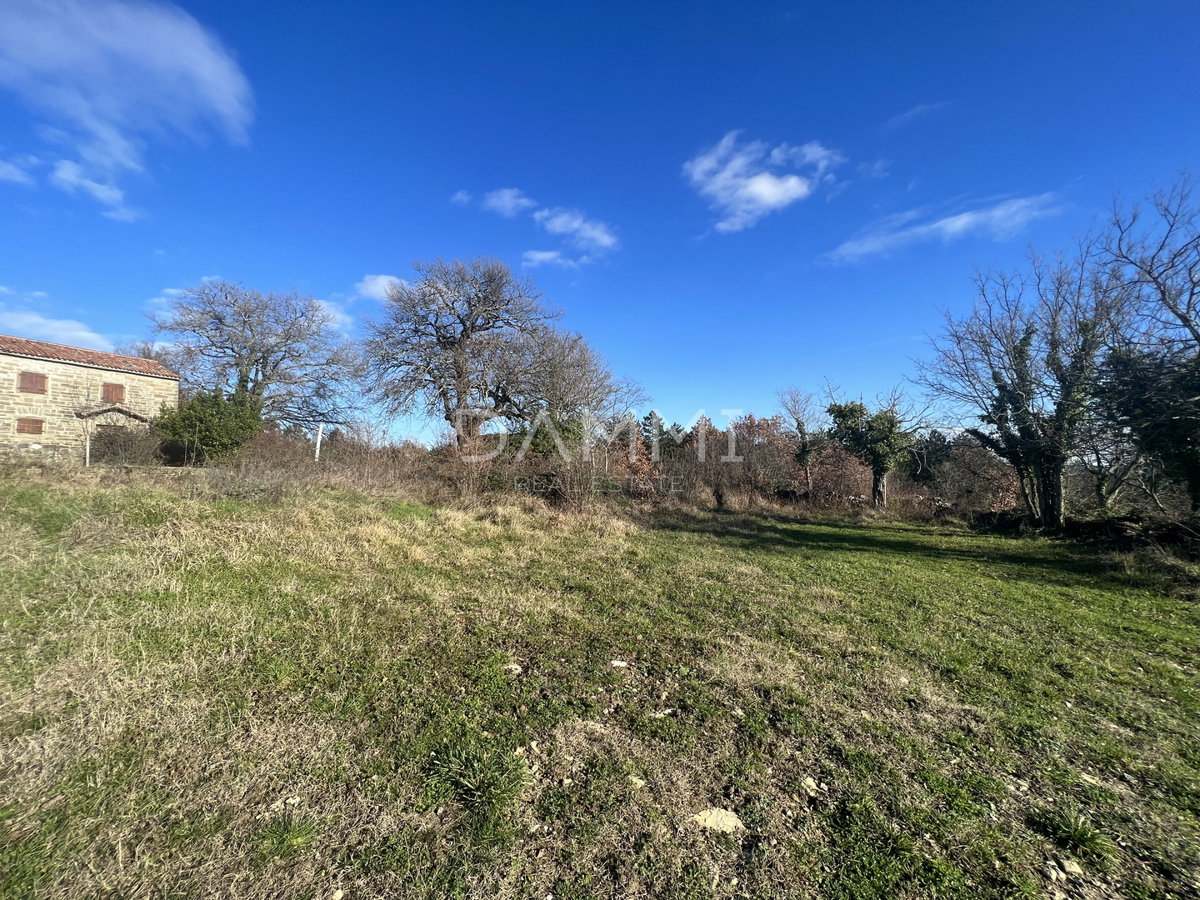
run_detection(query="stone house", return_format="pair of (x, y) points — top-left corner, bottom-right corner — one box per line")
(0, 334), (179, 463)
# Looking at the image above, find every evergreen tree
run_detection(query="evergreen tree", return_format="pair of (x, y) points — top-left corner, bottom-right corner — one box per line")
(904, 429), (953, 485)
(155, 374), (264, 464)
(1099, 351), (1200, 511)
(827, 400), (913, 508)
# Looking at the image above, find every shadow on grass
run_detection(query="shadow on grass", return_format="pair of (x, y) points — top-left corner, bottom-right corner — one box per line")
(646, 508), (1140, 593)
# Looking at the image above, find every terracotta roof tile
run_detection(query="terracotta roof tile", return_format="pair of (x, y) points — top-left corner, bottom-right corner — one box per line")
(0, 333), (180, 380)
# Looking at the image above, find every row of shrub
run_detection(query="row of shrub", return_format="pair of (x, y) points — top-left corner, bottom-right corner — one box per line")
(86, 403), (1193, 526)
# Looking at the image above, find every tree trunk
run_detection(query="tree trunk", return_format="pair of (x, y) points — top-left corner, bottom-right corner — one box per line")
(1006, 452), (1040, 522)
(1036, 459), (1066, 529)
(450, 408), (482, 445)
(872, 470), (887, 508)
(1014, 467), (1039, 522)
(803, 464), (813, 497)
(1187, 469), (1200, 514)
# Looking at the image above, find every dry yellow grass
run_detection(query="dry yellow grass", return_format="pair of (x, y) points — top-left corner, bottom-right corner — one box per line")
(2, 466), (1198, 899)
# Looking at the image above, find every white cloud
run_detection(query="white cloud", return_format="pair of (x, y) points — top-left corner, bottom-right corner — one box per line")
(146, 286), (184, 307)
(521, 250), (579, 269)
(857, 159), (891, 179)
(684, 131), (845, 232)
(767, 141), (844, 172)
(482, 187), (538, 217)
(828, 193), (1061, 263)
(50, 159), (138, 219)
(354, 274), (404, 301)
(0, 0), (253, 217)
(316, 298), (354, 331)
(0, 306), (111, 349)
(533, 207), (618, 252)
(883, 102), (950, 130)
(0, 286), (12, 294)
(468, 186), (619, 264)
(0, 158), (35, 185)
(450, 189), (472, 205)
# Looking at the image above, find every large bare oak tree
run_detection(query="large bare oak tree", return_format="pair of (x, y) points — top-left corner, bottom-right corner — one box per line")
(152, 280), (360, 429)
(363, 257), (644, 443)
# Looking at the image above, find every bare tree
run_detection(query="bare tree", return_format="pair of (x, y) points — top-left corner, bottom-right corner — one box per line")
(486, 327), (648, 427)
(362, 257), (555, 441)
(111, 339), (173, 364)
(775, 386), (827, 496)
(918, 251), (1129, 527)
(152, 280), (359, 428)
(1106, 176), (1200, 357)
(1071, 414), (1145, 510)
(1099, 178), (1200, 511)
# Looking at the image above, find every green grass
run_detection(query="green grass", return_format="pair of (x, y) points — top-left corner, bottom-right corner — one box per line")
(1028, 807), (1118, 866)
(256, 814), (320, 862)
(1, 468), (1198, 899)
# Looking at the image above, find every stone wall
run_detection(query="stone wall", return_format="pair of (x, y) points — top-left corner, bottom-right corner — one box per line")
(0, 353), (179, 462)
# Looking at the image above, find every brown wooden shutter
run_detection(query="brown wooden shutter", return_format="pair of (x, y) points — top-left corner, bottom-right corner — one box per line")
(16, 418), (44, 435)
(18, 372), (47, 394)
(102, 383), (126, 403)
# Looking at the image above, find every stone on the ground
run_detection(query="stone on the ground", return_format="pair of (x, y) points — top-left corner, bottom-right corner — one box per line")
(692, 808), (745, 833)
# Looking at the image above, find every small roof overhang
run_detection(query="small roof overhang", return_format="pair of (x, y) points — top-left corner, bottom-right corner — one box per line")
(75, 405), (153, 424)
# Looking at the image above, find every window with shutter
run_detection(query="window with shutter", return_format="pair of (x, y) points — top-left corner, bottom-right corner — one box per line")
(16, 418), (44, 435)
(18, 372), (48, 394)
(102, 383), (126, 404)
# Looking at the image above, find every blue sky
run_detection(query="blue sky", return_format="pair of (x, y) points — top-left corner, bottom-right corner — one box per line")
(1, 0), (1197, 435)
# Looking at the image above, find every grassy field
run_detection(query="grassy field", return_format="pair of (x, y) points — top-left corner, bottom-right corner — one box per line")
(1, 469), (1198, 900)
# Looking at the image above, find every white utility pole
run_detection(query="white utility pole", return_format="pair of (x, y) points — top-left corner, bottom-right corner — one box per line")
(314, 423), (324, 461)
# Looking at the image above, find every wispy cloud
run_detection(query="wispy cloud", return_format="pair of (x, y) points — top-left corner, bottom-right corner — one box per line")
(883, 102), (950, 130)
(0, 0), (253, 219)
(857, 159), (890, 179)
(482, 188), (538, 217)
(354, 274), (403, 301)
(0, 157), (36, 186)
(683, 131), (845, 233)
(50, 160), (136, 220)
(828, 193), (1061, 263)
(316, 298), (354, 332)
(468, 185), (618, 266)
(533, 208), (618, 253)
(0, 305), (111, 348)
(146, 286), (184, 308)
(521, 250), (578, 269)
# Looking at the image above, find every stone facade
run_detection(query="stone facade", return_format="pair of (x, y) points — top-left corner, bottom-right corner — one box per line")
(0, 335), (179, 463)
